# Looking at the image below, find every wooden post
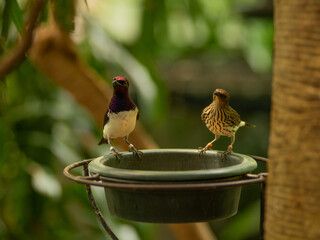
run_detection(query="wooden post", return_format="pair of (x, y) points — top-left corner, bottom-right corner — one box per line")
(266, 1), (320, 239)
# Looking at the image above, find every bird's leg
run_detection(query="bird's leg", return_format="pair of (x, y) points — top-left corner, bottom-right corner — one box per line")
(222, 135), (235, 159)
(199, 136), (220, 155)
(124, 136), (143, 158)
(108, 138), (122, 159)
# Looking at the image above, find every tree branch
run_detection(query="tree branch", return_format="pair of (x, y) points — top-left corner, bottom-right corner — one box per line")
(0, 0), (47, 80)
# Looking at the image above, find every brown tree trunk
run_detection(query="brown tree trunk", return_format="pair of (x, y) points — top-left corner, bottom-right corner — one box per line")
(266, 1), (320, 239)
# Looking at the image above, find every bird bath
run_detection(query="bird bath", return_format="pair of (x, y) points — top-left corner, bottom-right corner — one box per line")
(88, 149), (257, 223)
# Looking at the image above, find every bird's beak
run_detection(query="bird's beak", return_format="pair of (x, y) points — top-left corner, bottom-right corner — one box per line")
(113, 80), (128, 87)
(113, 80), (123, 86)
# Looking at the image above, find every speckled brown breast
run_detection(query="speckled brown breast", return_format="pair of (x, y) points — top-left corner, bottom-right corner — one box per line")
(201, 103), (241, 137)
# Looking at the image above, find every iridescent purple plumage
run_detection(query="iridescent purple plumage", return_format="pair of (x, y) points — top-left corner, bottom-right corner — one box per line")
(98, 76), (141, 158)
(108, 94), (136, 114)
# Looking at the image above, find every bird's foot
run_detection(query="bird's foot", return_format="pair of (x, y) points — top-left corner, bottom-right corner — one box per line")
(198, 147), (207, 155)
(221, 145), (233, 160)
(110, 147), (122, 160)
(198, 143), (213, 156)
(128, 144), (143, 158)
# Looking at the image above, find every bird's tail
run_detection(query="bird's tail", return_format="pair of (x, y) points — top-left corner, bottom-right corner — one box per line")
(240, 121), (256, 128)
(98, 138), (108, 145)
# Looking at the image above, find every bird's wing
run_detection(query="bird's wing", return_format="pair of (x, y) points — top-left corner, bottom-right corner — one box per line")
(103, 109), (110, 126)
(98, 137), (108, 145)
(225, 106), (241, 126)
(201, 105), (211, 123)
(98, 109), (110, 145)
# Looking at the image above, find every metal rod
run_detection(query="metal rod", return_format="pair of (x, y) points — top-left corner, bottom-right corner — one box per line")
(64, 159), (267, 191)
(83, 162), (119, 240)
(260, 179), (266, 240)
(249, 155), (268, 163)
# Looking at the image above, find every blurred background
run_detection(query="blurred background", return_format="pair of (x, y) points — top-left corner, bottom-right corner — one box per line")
(0, 0), (272, 239)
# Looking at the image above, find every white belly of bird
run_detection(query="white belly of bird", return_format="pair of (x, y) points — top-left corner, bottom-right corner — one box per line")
(103, 109), (138, 139)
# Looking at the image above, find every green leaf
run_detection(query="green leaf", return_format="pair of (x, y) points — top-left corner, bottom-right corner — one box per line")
(1, 0), (11, 40)
(51, 0), (75, 32)
(0, 0), (24, 54)
(9, 0), (25, 36)
(1, 1), (10, 53)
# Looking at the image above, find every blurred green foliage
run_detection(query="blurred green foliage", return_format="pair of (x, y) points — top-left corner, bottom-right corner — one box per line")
(52, 0), (75, 32)
(2, 0), (24, 38)
(0, 0), (272, 239)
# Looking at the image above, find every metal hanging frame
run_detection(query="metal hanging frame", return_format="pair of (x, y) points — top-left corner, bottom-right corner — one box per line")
(63, 155), (268, 240)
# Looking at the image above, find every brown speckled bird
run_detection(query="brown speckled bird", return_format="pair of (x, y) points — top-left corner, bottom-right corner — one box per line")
(199, 89), (255, 157)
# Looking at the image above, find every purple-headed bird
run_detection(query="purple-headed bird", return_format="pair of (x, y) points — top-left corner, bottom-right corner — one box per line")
(98, 76), (141, 158)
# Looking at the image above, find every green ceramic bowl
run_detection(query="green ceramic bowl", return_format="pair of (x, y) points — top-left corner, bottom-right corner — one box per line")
(89, 149), (257, 223)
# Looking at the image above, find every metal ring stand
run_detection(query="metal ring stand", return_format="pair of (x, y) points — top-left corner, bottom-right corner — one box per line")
(63, 155), (268, 240)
